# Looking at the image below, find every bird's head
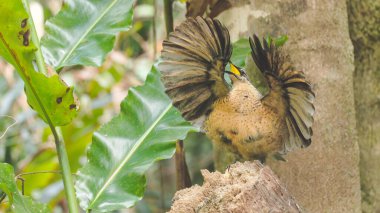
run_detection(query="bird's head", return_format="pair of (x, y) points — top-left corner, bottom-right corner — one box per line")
(225, 63), (249, 84)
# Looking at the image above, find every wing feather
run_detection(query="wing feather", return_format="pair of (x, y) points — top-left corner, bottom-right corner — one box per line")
(159, 17), (232, 121)
(249, 34), (315, 153)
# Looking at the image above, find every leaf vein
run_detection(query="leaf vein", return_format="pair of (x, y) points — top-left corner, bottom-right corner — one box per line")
(88, 104), (173, 209)
(56, 0), (119, 68)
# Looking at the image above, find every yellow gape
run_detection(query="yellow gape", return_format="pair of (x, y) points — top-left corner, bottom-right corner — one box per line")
(230, 63), (241, 76)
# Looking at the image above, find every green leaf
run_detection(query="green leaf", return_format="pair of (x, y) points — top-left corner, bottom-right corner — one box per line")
(75, 67), (197, 212)
(264, 34), (273, 47)
(230, 38), (251, 68)
(274, 35), (288, 47)
(265, 34), (288, 47)
(0, 163), (49, 213)
(0, 115), (17, 140)
(41, 0), (135, 70)
(0, 1), (78, 126)
(230, 35), (288, 69)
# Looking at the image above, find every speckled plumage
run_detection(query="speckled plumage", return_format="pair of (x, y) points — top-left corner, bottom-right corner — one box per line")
(204, 79), (288, 160)
(159, 17), (315, 161)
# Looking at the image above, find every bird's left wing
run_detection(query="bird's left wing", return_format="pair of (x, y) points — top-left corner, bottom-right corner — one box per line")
(249, 35), (315, 154)
(159, 17), (232, 121)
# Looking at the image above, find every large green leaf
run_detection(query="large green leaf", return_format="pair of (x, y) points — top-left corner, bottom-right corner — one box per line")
(41, 0), (135, 70)
(0, 163), (49, 213)
(75, 67), (197, 212)
(0, 1), (78, 126)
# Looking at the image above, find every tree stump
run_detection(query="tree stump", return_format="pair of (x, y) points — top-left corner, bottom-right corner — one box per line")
(169, 161), (302, 213)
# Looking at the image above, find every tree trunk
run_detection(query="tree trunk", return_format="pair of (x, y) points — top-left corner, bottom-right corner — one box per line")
(347, 1), (380, 212)
(217, 0), (362, 212)
(169, 161), (302, 213)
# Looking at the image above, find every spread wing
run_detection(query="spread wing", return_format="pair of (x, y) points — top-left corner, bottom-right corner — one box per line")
(249, 35), (315, 153)
(159, 17), (232, 121)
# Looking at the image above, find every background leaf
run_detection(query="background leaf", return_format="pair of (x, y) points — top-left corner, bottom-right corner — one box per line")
(0, 116), (17, 140)
(75, 67), (197, 212)
(230, 38), (251, 68)
(0, 0), (77, 126)
(41, 0), (136, 70)
(0, 163), (49, 213)
(264, 34), (288, 47)
(274, 35), (288, 47)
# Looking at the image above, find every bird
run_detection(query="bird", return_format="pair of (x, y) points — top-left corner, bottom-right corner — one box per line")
(159, 17), (315, 163)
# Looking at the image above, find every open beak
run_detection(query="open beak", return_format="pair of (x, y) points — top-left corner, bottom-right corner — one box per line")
(224, 63), (242, 83)
(230, 63), (242, 77)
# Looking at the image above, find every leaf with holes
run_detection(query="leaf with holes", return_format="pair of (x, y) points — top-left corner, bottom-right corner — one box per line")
(41, 0), (135, 70)
(75, 67), (197, 212)
(0, 163), (49, 213)
(0, 0), (78, 126)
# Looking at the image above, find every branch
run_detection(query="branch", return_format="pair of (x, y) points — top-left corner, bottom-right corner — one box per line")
(164, 0), (174, 37)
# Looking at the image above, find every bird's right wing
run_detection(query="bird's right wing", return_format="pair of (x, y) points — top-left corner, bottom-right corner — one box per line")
(159, 17), (232, 121)
(249, 35), (315, 154)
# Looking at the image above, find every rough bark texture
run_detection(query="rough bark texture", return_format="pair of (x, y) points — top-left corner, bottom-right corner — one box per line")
(169, 161), (302, 213)
(216, 0), (362, 212)
(347, 1), (380, 212)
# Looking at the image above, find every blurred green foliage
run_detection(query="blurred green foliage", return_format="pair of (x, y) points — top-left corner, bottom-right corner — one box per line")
(1, 0), (192, 212)
(0, 0), (256, 212)
(0, 163), (50, 212)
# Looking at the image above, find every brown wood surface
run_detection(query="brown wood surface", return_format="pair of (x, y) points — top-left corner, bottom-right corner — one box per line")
(169, 161), (302, 213)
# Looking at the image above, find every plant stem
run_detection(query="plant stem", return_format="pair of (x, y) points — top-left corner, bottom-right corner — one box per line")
(0, 192), (6, 204)
(51, 128), (79, 213)
(22, 0), (47, 75)
(22, 1), (79, 212)
(163, 0), (174, 37)
(15, 170), (70, 178)
(153, 2), (166, 210)
(175, 140), (192, 190)
(152, 0), (157, 57)
(158, 162), (166, 211)
(163, 0), (192, 190)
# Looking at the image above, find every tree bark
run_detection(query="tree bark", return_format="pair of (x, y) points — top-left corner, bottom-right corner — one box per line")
(169, 161), (302, 213)
(347, 1), (380, 212)
(216, 0), (362, 212)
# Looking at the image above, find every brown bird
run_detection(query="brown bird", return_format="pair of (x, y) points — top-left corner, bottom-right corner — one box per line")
(159, 17), (315, 163)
